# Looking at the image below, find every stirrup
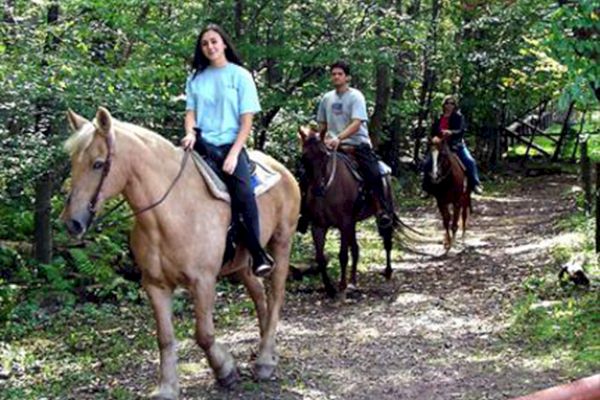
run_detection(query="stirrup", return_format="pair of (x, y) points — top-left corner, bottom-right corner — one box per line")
(252, 252), (274, 278)
(253, 263), (273, 277)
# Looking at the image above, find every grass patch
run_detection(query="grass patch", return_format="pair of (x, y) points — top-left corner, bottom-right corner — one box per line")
(503, 203), (600, 377)
(507, 114), (600, 161)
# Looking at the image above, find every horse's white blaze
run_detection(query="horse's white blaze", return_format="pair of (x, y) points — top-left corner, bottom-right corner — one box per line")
(431, 149), (439, 179)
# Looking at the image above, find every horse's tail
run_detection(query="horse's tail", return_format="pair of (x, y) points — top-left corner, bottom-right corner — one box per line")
(391, 212), (438, 244)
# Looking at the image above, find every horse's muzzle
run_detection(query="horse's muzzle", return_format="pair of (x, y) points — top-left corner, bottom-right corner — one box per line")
(62, 209), (92, 238)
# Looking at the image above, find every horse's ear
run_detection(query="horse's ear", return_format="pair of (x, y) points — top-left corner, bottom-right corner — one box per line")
(298, 126), (309, 141)
(95, 107), (113, 138)
(66, 109), (88, 132)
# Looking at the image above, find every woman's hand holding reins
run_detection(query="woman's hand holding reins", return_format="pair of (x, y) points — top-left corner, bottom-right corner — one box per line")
(223, 150), (239, 175)
(181, 132), (196, 150)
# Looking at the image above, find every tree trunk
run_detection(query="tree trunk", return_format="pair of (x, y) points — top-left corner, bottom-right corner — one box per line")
(33, 2), (59, 264)
(34, 172), (53, 263)
(552, 100), (575, 161)
(581, 138), (592, 214)
(412, 0), (440, 164)
(234, 0), (244, 39)
(571, 110), (586, 162)
(369, 39), (391, 150)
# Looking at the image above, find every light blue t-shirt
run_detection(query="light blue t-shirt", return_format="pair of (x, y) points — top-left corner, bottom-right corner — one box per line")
(185, 63), (261, 146)
(317, 87), (371, 146)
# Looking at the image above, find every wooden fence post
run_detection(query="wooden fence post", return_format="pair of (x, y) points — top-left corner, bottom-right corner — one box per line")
(581, 136), (591, 214)
(596, 163), (600, 253)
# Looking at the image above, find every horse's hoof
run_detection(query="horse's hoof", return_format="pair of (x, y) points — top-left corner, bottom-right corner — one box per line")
(149, 386), (179, 400)
(346, 286), (362, 300)
(384, 270), (393, 281)
(255, 363), (277, 381)
(217, 368), (240, 389)
(325, 288), (338, 299)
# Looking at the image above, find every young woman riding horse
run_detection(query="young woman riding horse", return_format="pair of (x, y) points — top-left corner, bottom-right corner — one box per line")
(61, 25), (300, 400)
(181, 24), (272, 277)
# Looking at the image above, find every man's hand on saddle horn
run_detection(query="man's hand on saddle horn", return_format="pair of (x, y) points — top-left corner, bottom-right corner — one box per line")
(325, 136), (340, 150)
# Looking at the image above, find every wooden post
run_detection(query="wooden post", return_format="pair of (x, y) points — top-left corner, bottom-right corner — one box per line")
(571, 110), (586, 162)
(596, 163), (600, 253)
(552, 100), (575, 161)
(581, 136), (591, 214)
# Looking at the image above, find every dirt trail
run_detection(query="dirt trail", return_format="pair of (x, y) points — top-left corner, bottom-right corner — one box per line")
(152, 175), (578, 400)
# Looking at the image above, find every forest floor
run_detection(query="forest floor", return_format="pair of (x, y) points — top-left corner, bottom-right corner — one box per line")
(2, 173), (598, 399)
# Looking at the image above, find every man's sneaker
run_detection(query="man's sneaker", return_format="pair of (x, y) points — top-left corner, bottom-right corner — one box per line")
(473, 185), (484, 195)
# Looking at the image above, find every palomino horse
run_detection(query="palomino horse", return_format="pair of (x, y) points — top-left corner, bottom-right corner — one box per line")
(429, 136), (471, 251)
(298, 127), (394, 298)
(61, 107), (300, 399)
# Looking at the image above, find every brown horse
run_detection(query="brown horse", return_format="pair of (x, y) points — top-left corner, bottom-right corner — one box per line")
(61, 107), (300, 399)
(298, 127), (395, 298)
(428, 136), (471, 251)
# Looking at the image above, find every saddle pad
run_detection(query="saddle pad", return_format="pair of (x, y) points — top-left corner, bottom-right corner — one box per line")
(337, 153), (392, 181)
(191, 151), (281, 203)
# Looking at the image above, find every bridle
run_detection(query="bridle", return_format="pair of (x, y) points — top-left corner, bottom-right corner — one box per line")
(430, 142), (452, 185)
(87, 131), (114, 217)
(79, 126), (191, 231)
(303, 138), (338, 195)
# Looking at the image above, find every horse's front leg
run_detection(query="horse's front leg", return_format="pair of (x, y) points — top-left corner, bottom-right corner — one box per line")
(338, 225), (351, 294)
(382, 226), (393, 280)
(312, 225), (336, 298)
(191, 275), (238, 387)
(461, 194), (470, 239)
(349, 223), (360, 287)
(144, 281), (179, 400)
(451, 201), (461, 247)
(438, 202), (451, 250)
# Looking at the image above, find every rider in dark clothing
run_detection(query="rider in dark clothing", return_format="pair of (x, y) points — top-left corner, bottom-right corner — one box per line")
(297, 60), (393, 233)
(422, 96), (482, 196)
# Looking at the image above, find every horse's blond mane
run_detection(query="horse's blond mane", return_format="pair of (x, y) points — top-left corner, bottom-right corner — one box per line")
(64, 121), (95, 157)
(64, 116), (175, 158)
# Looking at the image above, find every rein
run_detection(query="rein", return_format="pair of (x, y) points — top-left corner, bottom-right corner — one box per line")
(323, 149), (338, 191)
(87, 133), (192, 231)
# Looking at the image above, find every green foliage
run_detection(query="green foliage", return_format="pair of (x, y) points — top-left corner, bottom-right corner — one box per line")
(546, 0), (600, 106)
(1, 0), (597, 342)
(508, 289), (599, 375)
(506, 196), (599, 376)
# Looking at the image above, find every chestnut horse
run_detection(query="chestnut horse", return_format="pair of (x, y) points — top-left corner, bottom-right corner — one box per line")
(61, 107), (300, 399)
(429, 137), (471, 251)
(298, 127), (395, 298)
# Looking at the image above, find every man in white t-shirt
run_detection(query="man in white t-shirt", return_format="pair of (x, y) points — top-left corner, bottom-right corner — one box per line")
(314, 60), (393, 229)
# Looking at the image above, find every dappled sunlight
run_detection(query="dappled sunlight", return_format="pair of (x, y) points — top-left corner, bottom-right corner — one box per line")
(3, 175), (589, 399)
(505, 232), (581, 255)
